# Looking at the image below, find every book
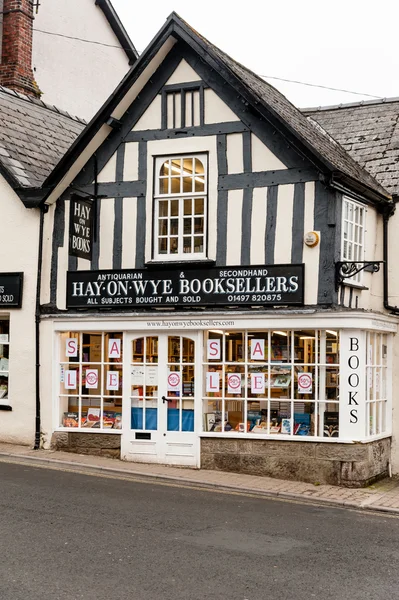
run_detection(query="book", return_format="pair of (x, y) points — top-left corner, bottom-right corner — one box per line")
(63, 412), (79, 427)
(270, 424), (281, 433)
(324, 411), (339, 437)
(251, 424), (268, 433)
(204, 411), (228, 432)
(273, 374), (291, 388)
(82, 407), (101, 428)
(281, 418), (291, 434)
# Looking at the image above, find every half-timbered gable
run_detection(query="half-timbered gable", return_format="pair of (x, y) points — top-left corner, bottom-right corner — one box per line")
(39, 14), (399, 486)
(41, 13), (391, 314)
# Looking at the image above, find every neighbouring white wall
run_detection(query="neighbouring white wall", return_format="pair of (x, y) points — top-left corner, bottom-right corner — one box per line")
(0, 175), (39, 445)
(32, 0), (131, 120)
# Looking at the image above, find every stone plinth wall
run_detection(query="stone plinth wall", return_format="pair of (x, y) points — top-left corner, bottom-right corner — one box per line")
(201, 437), (391, 487)
(51, 432), (121, 459)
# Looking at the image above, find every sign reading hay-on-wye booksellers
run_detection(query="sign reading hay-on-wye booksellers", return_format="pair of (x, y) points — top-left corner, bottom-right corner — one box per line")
(69, 195), (94, 261)
(66, 264), (304, 309)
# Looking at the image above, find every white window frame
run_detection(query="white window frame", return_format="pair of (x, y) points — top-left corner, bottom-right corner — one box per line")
(0, 315), (9, 404)
(365, 332), (389, 438)
(153, 154), (207, 261)
(202, 329), (340, 440)
(58, 331), (123, 432)
(341, 196), (366, 285)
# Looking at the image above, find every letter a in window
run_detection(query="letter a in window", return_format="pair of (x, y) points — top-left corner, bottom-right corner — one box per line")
(108, 338), (121, 359)
(251, 339), (265, 360)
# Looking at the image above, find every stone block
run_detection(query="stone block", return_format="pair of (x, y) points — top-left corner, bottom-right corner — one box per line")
(213, 453), (241, 473)
(239, 454), (274, 477)
(200, 454), (216, 470)
(70, 433), (121, 449)
(99, 449), (120, 459)
(50, 432), (68, 449)
(248, 440), (315, 458)
(200, 438), (215, 454)
(315, 443), (368, 462)
(201, 438), (238, 454)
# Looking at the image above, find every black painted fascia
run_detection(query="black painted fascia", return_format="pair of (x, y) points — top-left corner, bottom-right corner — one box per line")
(16, 187), (51, 209)
(0, 161), (20, 193)
(95, 0), (138, 65)
(330, 173), (392, 210)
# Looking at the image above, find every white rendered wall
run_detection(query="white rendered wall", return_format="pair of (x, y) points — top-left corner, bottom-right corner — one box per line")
(32, 0), (131, 120)
(0, 176), (39, 445)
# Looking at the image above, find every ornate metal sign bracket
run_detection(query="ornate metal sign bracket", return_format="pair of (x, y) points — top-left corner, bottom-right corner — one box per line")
(335, 261), (384, 291)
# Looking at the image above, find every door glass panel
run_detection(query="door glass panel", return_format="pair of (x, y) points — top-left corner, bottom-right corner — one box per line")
(131, 337), (158, 431)
(167, 336), (194, 432)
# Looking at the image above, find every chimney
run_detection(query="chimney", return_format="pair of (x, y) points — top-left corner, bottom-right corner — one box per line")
(0, 0), (40, 97)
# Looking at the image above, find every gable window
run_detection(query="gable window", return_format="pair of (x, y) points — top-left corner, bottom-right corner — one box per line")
(154, 155), (207, 260)
(341, 197), (365, 284)
(162, 85), (204, 129)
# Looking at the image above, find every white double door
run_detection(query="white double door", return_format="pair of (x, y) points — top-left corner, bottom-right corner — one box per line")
(121, 331), (200, 466)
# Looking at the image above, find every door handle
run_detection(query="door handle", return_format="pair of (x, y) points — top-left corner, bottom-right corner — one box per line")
(162, 395), (171, 404)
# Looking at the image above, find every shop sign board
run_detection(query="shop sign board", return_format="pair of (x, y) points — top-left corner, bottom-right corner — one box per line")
(0, 272), (23, 308)
(66, 264), (304, 309)
(68, 195), (94, 261)
(339, 330), (366, 440)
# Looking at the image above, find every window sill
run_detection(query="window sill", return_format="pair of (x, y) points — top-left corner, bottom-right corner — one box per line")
(55, 428), (121, 434)
(145, 259), (216, 269)
(340, 281), (369, 290)
(199, 432), (387, 443)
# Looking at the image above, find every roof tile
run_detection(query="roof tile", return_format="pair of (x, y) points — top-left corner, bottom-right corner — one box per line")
(303, 100), (399, 195)
(0, 86), (85, 188)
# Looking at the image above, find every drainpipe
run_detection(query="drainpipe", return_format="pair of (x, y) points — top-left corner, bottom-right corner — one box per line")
(34, 204), (47, 449)
(383, 200), (399, 315)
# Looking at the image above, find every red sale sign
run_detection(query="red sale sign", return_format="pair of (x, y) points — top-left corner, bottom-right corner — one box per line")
(298, 372), (312, 394)
(227, 373), (242, 394)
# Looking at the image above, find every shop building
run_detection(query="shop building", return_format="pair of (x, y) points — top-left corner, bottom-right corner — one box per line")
(34, 14), (399, 486)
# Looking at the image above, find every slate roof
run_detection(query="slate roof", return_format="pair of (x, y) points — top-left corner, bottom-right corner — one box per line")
(0, 85), (85, 189)
(198, 36), (390, 201)
(303, 99), (399, 197)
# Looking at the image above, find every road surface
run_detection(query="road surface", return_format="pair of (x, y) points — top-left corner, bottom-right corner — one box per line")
(0, 460), (398, 600)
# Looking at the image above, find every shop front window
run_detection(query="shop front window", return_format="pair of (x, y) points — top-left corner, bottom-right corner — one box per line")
(341, 197), (365, 284)
(0, 318), (9, 402)
(366, 332), (388, 437)
(59, 331), (123, 430)
(203, 329), (340, 438)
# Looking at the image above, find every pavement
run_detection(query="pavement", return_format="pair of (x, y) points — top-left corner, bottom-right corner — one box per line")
(2, 442), (399, 514)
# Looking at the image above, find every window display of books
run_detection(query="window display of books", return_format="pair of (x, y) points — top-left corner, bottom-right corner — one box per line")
(63, 409), (122, 429)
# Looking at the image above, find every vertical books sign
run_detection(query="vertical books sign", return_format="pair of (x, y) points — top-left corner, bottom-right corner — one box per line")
(69, 195), (94, 261)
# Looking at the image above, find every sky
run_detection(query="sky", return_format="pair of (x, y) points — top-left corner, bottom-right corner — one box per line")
(112, 0), (399, 108)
